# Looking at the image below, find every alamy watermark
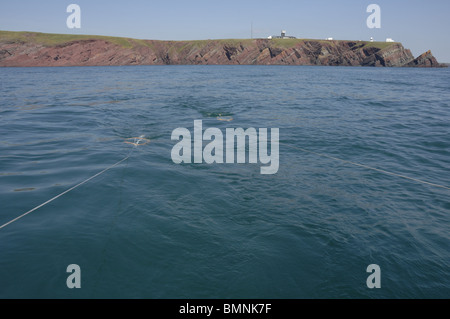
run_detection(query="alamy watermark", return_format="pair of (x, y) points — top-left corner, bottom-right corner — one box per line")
(66, 264), (81, 288)
(171, 120), (279, 175)
(366, 4), (381, 29)
(65, 4), (379, 31)
(66, 4), (81, 29)
(366, 264), (381, 288)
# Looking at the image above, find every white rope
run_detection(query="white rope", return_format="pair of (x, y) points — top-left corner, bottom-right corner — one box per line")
(2, 138), (446, 230)
(0, 155), (130, 230)
(0, 135), (152, 230)
(282, 143), (450, 191)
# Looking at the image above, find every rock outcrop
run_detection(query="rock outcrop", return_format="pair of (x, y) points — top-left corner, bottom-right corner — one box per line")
(405, 50), (441, 67)
(0, 31), (444, 67)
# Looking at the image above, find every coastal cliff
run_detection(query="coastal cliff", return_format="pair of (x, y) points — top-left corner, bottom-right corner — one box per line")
(0, 31), (444, 67)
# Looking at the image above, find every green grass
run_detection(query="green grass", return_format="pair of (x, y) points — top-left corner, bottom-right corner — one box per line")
(270, 38), (305, 48)
(0, 30), (399, 52)
(0, 30), (140, 48)
(269, 37), (397, 50)
(178, 38), (254, 48)
(358, 41), (399, 50)
(0, 31), (29, 43)
(216, 39), (254, 46)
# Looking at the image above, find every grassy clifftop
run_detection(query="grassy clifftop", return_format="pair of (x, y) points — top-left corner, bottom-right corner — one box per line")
(0, 30), (397, 50)
(0, 30), (151, 48)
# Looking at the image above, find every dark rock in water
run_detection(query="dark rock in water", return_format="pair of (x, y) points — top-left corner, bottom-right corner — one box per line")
(405, 50), (444, 67)
(0, 31), (444, 68)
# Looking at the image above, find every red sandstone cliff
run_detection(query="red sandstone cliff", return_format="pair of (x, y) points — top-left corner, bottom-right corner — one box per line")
(0, 31), (444, 67)
(405, 50), (441, 67)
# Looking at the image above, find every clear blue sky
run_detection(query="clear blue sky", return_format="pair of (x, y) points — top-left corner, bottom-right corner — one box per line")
(1, 0), (449, 62)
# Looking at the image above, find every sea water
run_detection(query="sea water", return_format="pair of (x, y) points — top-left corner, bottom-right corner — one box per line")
(0, 65), (449, 298)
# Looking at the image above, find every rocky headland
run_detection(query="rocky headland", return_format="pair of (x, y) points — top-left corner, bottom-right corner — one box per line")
(0, 31), (444, 67)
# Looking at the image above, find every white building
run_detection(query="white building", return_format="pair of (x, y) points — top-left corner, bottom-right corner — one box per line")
(386, 38), (395, 42)
(326, 37), (333, 41)
(268, 30), (296, 39)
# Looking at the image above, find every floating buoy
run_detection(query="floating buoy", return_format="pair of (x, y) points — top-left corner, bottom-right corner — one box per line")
(124, 135), (150, 146)
(217, 114), (233, 122)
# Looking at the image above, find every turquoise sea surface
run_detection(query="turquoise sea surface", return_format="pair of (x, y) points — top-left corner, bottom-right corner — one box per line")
(0, 65), (449, 298)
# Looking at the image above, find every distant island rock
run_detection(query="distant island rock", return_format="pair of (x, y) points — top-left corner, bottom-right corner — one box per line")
(0, 31), (444, 68)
